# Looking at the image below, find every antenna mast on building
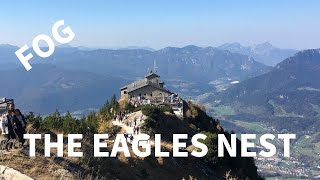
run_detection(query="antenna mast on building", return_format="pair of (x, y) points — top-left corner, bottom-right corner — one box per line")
(153, 60), (157, 73)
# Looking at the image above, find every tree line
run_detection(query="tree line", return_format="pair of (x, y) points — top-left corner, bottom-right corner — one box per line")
(26, 94), (121, 134)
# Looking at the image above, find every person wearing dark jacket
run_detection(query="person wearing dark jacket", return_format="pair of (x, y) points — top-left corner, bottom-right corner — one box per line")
(5, 110), (16, 149)
(14, 109), (26, 129)
(14, 109), (26, 146)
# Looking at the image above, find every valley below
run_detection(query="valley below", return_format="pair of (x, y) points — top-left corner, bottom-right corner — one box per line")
(217, 118), (320, 179)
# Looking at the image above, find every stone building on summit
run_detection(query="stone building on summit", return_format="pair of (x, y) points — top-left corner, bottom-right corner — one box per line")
(120, 71), (183, 117)
(120, 71), (171, 101)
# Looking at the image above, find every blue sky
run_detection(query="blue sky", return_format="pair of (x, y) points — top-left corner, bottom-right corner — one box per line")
(0, 0), (319, 49)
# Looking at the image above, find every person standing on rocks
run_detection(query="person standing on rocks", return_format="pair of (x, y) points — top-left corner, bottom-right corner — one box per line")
(129, 119), (132, 127)
(0, 113), (8, 135)
(14, 109), (26, 146)
(134, 117), (137, 126)
(6, 110), (16, 149)
(133, 126), (136, 135)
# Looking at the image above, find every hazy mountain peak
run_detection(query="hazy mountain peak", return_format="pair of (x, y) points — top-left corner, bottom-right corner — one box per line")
(218, 42), (249, 51)
(0, 44), (18, 49)
(159, 45), (202, 52)
(217, 42), (298, 66)
(276, 48), (320, 69)
(254, 42), (273, 49)
(287, 48), (320, 61)
(299, 48), (320, 55)
(117, 46), (155, 51)
(182, 45), (202, 50)
(57, 43), (73, 48)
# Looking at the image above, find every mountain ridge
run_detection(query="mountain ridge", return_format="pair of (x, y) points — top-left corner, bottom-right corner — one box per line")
(0, 43), (272, 98)
(206, 48), (320, 132)
(218, 42), (298, 66)
(0, 43), (297, 115)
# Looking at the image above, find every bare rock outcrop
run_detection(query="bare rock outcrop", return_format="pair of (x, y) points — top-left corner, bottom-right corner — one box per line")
(0, 165), (33, 180)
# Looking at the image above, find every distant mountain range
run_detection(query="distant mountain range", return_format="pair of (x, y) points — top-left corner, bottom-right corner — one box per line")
(205, 49), (320, 133)
(42, 45), (270, 82)
(0, 44), (272, 94)
(55, 45), (273, 96)
(218, 42), (298, 66)
(0, 43), (297, 114)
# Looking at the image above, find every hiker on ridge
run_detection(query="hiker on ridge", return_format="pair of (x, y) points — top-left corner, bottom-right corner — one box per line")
(14, 109), (27, 146)
(6, 110), (17, 148)
(0, 112), (10, 150)
(0, 113), (8, 135)
(133, 126), (136, 135)
(134, 117), (137, 126)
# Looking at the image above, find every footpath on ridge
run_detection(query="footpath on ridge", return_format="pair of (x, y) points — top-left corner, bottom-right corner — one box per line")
(112, 111), (145, 135)
(111, 110), (155, 145)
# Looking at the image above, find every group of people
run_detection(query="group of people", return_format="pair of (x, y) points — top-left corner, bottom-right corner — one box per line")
(129, 96), (152, 108)
(114, 111), (128, 123)
(0, 103), (27, 149)
(125, 115), (143, 135)
(127, 115), (144, 127)
(114, 111), (143, 136)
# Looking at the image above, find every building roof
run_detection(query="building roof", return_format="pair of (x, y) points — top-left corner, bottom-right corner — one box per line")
(121, 79), (170, 93)
(120, 72), (170, 94)
(144, 71), (160, 79)
(130, 83), (171, 94)
(121, 79), (148, 92)
(120, 86), (128, 90)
